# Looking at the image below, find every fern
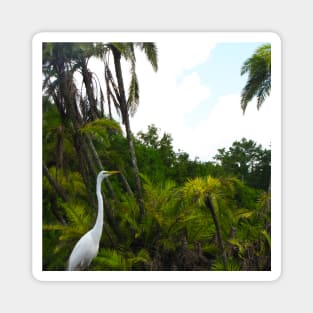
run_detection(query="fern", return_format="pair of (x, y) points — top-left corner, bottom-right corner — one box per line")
(261, 229), (271, 246)
(91, 249), (130, 270)
(211, 258), (241, 271)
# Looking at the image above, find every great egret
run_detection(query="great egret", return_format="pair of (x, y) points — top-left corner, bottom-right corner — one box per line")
(67, 170), (119, 271)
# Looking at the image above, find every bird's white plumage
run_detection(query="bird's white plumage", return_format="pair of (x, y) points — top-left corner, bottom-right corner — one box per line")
(67, 170), (119, 271)
(67, 230), (99, 270)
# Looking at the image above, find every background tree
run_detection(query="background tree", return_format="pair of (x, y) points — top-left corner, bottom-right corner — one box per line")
(213, 138), (271, 190)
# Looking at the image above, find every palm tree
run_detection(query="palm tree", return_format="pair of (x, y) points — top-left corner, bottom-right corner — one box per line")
(181, 176), (229, 270)
(240, 44), (271, 114)
(105, 43), (158, 218)
(42, 43), (122, 240)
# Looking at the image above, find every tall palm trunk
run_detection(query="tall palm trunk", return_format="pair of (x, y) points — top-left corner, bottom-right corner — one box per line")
(81, 64), (99, 120)
(205, 196), (228, 270)
(111, 47), (145, 218)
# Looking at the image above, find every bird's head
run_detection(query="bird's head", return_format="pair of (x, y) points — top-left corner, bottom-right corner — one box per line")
(98, 170), (120, 180)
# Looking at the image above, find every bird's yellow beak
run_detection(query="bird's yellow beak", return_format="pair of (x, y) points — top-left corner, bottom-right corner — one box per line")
(108, 170), (119, 175)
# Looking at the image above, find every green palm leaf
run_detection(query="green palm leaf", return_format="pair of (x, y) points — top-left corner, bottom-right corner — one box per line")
(240, 44), (271, 114)
(137, 43), (158, 71)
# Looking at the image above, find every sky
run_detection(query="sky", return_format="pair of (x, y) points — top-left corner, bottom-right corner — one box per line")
(89, 38), (273, 162)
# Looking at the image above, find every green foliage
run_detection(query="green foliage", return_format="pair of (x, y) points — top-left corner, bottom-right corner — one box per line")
(214, 138), (271, 190)
(43, 168), (87, 201)
(211, 258), (241, 271)
(43, 132), (271, 270)
(135, 124), (224, 185)
(139, 43), (158, 72)
(80, 118), (122, 145)
(240, 43), (271, 113)
(43, 200), (95, 270)
(179, 175), (270, 270)
(91, 249), (130, 270)
(42, 42), (271, 271)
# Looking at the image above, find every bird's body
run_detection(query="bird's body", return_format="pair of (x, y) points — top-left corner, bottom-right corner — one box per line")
(67, 170), (119, 271)
(67, 230), (100, 270)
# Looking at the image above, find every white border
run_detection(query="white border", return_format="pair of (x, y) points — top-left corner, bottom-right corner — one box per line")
(32, 32), (281, 281)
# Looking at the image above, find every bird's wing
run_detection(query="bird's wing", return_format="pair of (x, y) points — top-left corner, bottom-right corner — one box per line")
(68, 231), (98, 270)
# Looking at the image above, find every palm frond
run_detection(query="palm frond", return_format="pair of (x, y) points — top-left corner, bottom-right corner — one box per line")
(137, 43), (158, 71)
(240, 44), (271, 113)
(261, 229), (271, 246)
(127, 68), (139, 116)
(43, 224), (67, 231)
(80, 118), (122, 145)
(111, 43), (135, 62)
(91, 249), (130, 270)
(211, 258), (241, 271)
(61, 202), (91, 230)
(130, 249), (151, 266)
(256, 73), (271, 110)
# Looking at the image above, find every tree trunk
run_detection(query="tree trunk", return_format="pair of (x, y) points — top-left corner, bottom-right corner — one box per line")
(112, 47), (145, 218)
(105, 75), (113, 120)
(43, 163), (68, 202)
(124, 116), (145, 217)
(119, 170), (134, 197)
(82, 64), (99, 120)
(56, 126), (64, 170)
(43, 163), (68, 224)
(85, 134), (117, 200)
(205, 195), (228, 270)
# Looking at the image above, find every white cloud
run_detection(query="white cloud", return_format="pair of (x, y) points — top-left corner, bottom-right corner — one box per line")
(131, 70), (211, 137)
(175, 72), (210, 114)
(130, 40), (215, 155)
(155, 39), (217, 76)
(181, 94), (273, 160)
(89, 40), (273, 162)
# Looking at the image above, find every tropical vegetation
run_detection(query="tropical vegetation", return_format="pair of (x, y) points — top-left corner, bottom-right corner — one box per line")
(240, 43), (271, 114)
(42, 42), (271, 271)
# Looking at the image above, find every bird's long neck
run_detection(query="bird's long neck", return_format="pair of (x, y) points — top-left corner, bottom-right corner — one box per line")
(92, 175), (104, 242)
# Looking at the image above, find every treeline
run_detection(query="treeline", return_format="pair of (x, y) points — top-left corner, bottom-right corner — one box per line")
(135, 124), (270, 189)
(42, 42), (271, 271)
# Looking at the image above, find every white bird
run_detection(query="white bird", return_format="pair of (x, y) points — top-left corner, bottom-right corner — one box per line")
(67, 170), (119, 271)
